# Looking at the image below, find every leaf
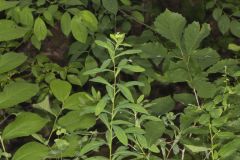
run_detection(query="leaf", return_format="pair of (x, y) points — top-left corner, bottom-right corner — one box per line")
(58, 111), (96, 132)
(230, 20), (240, 38)
(12, 142), (49, 160)
(0, 82), (39, 109)
(113, 126), (128, 145)
(115, 49), (142, 58)
(173, 93), (196, 105)
(117, 84), (134, 103)
(90, 76), (112, 87)
(184, 22), (210, 53)
(102, 0), (118, 15)
(33, 96), (56, 116)
(50, 79), (72, 102)
(80, 10), (98, 32)
(144, 121), (165, 146)
(218, 15), (230, 34)
(0, 0), (18, 11)
(63, 92), (94, 110)
(137, 42), (167, 58)
(192, 79), (217, 98)
(71, 16), (88, 43)
(2, 112), (48, 140)
(61, 12), (72, 36)
(121, 65), (145, 72)
(219, 138), (240, 158)
(0, 52), (27, 74)
(150, 96), (175, 115)
(20, 7), (34, 27)
(0, 20), (28, 41)
(95, 96), (108, 116)
(212, 8), (222, 21)
(80, 140), (105, 155)
(131, 11), (144, 22)
(191, 48), (220, 70)
(34, 17), (48, 41)
(184, 144), (209, 153)
(228, 43), (240, 52)
(154, 9), (186, 47)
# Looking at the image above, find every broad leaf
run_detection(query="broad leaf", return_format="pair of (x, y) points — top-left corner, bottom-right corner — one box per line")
(184, 144), (209, 153)
(34, 17), (47, 41)
(102, 0), (118, 15)
(218, 15), (230, 34)
(144, 120), (165, 146)
(61, 12), (72, 36)
(0, 20), (28, 41)
(150, 96), (175, 115)
(12, 142), (49, 160)
(154, 9), (186, 47)
(2, 112), (48, 140)
(184, 22), (210, 53)
(79, 10), (98, 32)
(71, 16), (88, 43)
(58, 111), (96, 132)
(113, 126), (128, 145)
(230, 20), (240, 38)
(117, 84), (134, 103)
(219, 138), (240, 158)
(0, 0), (18, 11)
(0, 52), (27, 74)
(80, 140), (105, 155)
(50, 79), (72, 102)
(0, 82), (39, 109)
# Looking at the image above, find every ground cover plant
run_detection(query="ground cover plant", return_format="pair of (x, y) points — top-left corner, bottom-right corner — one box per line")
(0, 0), (240, 159)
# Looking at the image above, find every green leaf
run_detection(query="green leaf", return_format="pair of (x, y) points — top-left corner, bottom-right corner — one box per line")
(219, 138), (240, 158)
(20, 7), (34, 27)
(85, 56), (98, 71)
(63, 92), (94, 110)
(102, 0), (118, 15)
(117, 84), (134, 103)
(150, 96), (175, 115)
(184, 144), (209, 153)
(50, 79), (72, 102)
(230, 20), (240, 38)
(218, 15), (230, 34)
(191, 48), (220, 70)
(61, 12), (72, 36)
(192, 79), (217, 98)
(228, 43), (240, 52)
(71, 16), (88, 43)
(0, 52), (27, 74)
(121, 65), (145, 72)
(58, 111), (96, 132)
(154, 9), (186, 47)
(115, 49), (142, 58)
(12, 142), (49, 160)
(2, 112), (48, 140)
(113, 126), (128, 145)
(0, 0), (18, 11)
(80, 140), (105, 156)
(90, 76), (112, 87)
(33, 96), (56, 116)
(34, 17), (47, 41)
(67, 74), (82, 86)
(137, 42), (167, 58)
(184, 22), (210, 53)
(212, 8), (222, 21)
(0, 20), (28, 41)
(144, 121), (165, 146)
(0, 82), (39, 109)
(173, 93), (196, 105)
(79, 10), (98, 32)
(95, 96), (108, 116)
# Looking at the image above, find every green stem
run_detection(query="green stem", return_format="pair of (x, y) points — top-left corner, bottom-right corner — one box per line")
(109, 61), (117, 160)
(0, 135), (9, 160)
(209, 124), (215, 160)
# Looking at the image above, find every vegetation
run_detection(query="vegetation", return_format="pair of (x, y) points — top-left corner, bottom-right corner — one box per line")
(0, 0), (240, 159)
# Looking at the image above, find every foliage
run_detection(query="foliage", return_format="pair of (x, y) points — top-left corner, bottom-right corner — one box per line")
(0, 0), (240, 160)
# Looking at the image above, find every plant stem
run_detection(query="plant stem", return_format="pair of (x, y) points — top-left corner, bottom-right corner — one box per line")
(0, 135), (9, 160)
(109, 60), (117, 160)
(209, 124), (215, 160)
